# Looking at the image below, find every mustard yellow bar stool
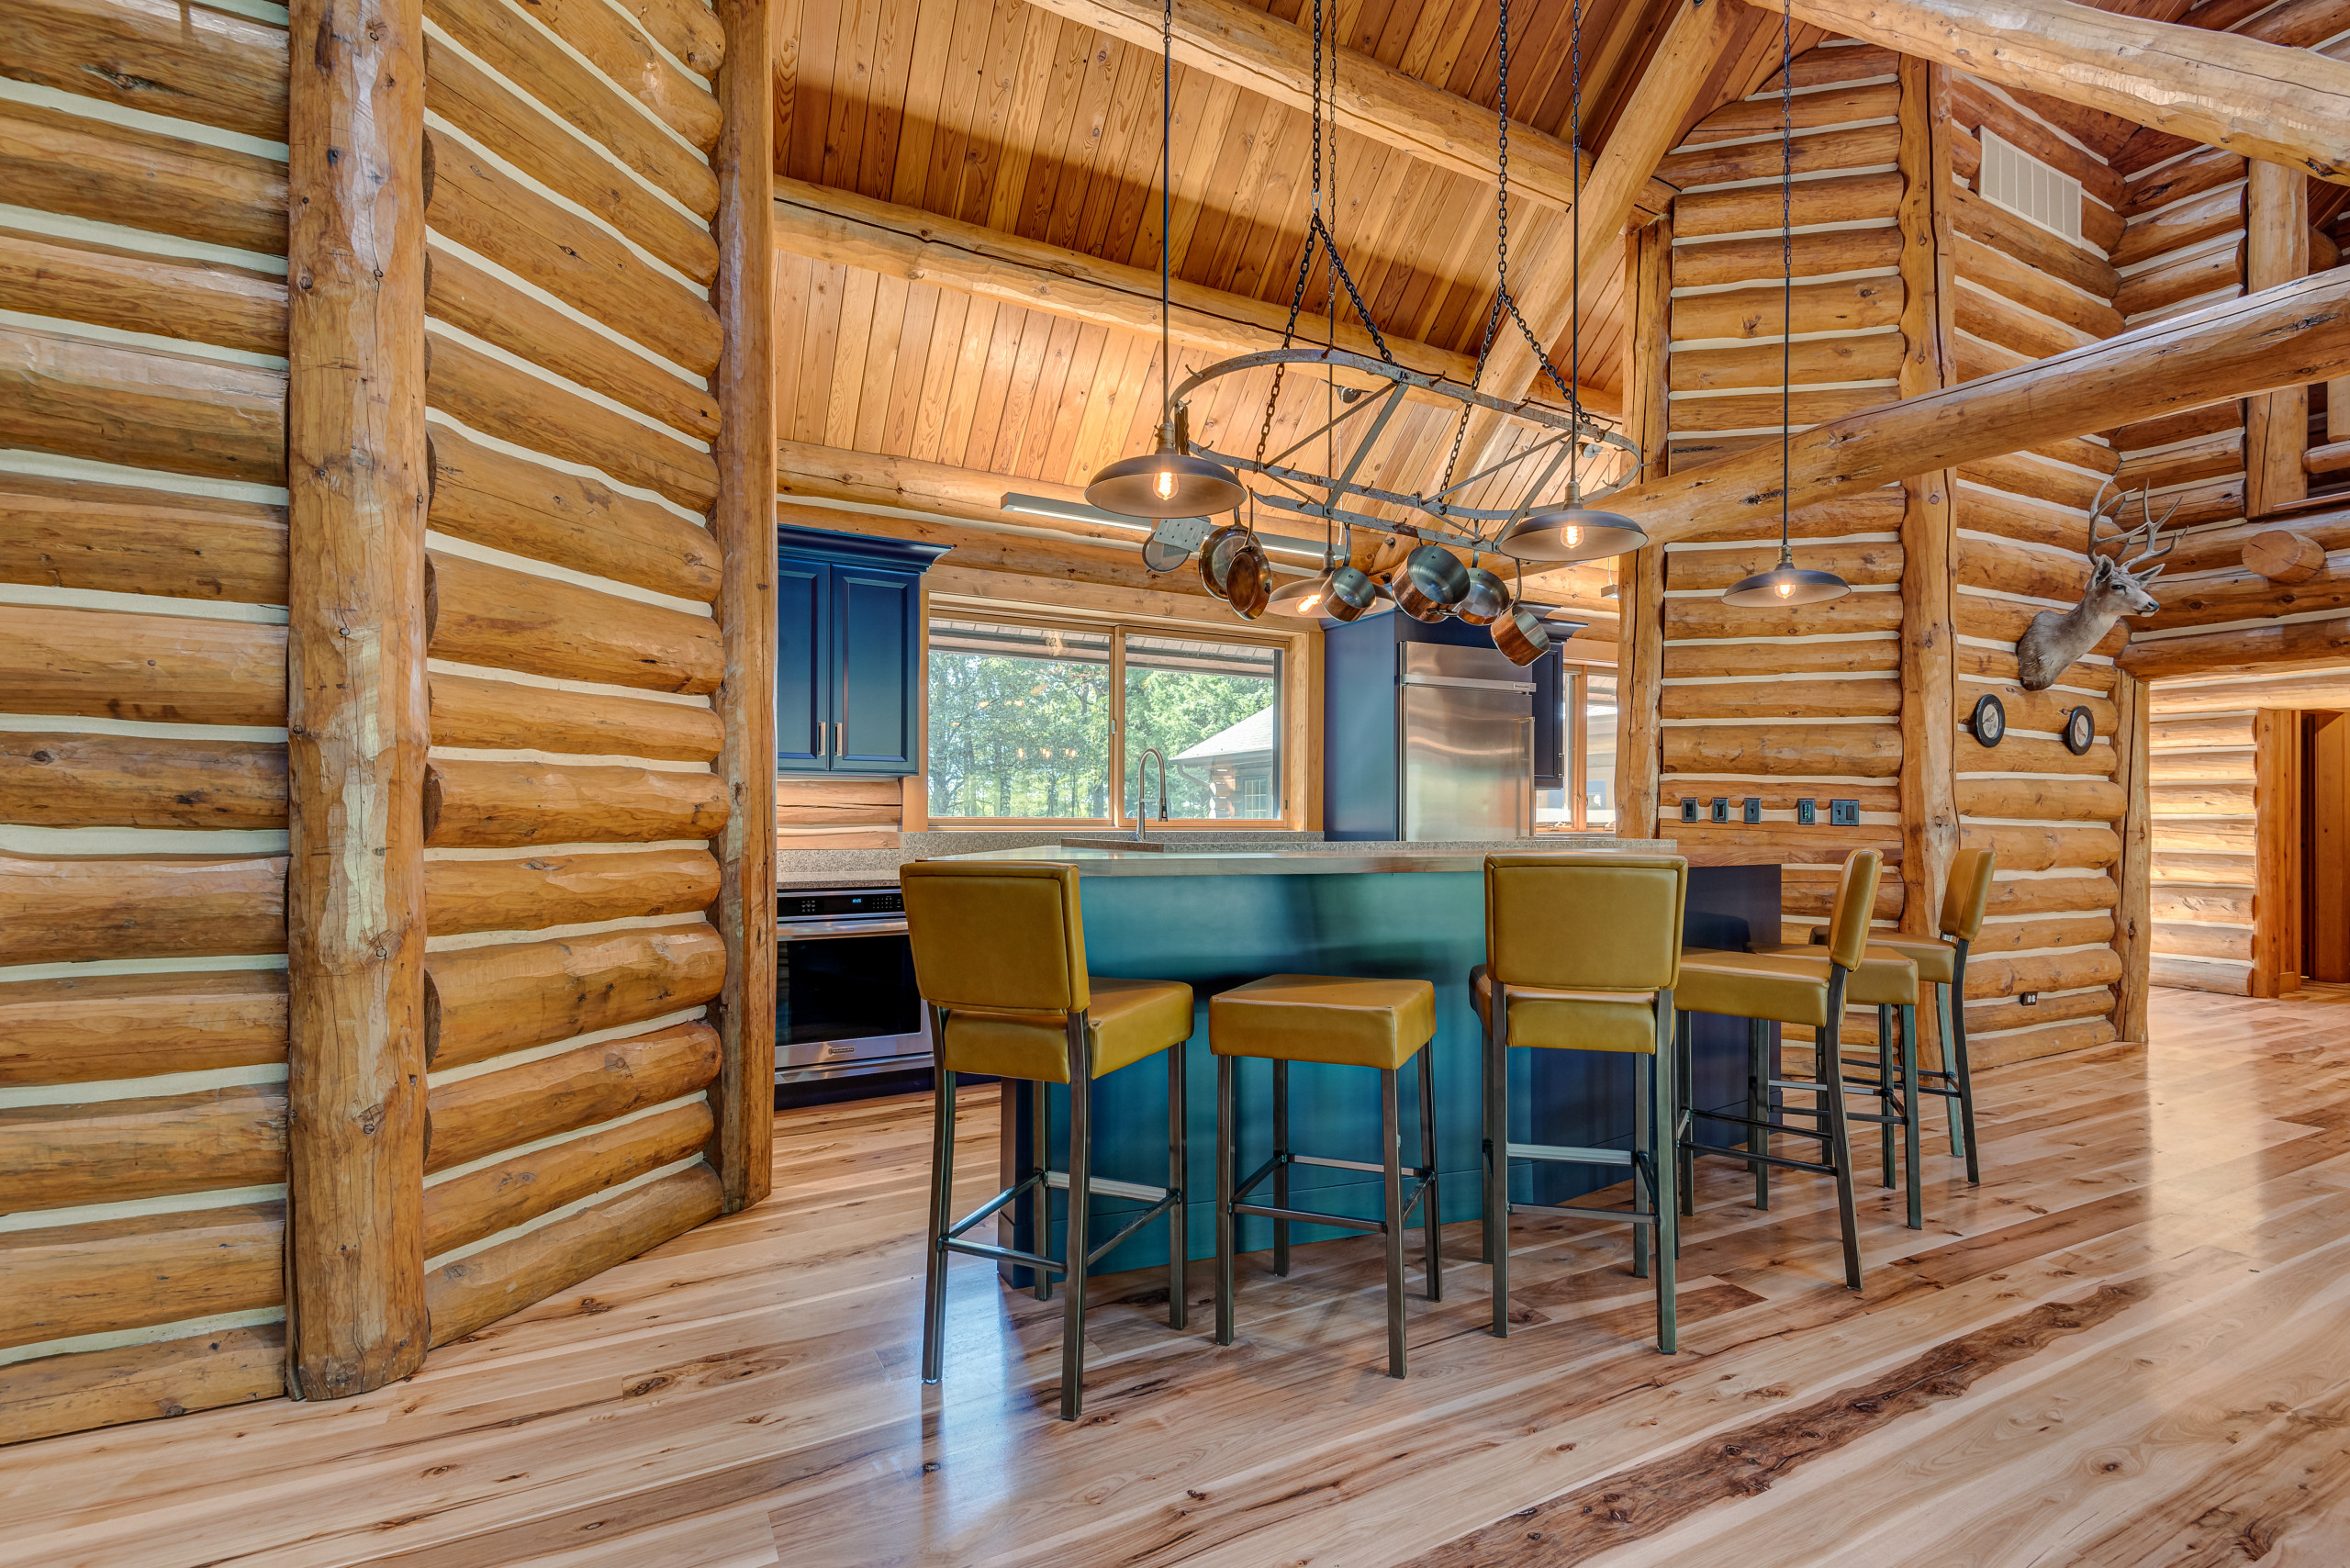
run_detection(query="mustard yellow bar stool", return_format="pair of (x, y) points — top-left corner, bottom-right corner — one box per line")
(1674, 849), (1905, 1289)
(1211, 975), (1438, 1380)
(901, 859), (1193, 1423)
(1475, 853), (1687, 1352)
(1865, 846), (1997, 1184)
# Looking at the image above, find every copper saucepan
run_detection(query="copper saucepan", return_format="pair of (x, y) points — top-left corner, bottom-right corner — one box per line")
(1491, 604), (1555, 666)
(1223, 533), (1272, 619)
(1453, 561), (1512, 626)
(1196, 523), (1245, 600)
(1389, 543), (1471, 622)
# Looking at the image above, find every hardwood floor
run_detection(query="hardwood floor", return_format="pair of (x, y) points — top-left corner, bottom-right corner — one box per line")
(8, 990), (2350, 1566)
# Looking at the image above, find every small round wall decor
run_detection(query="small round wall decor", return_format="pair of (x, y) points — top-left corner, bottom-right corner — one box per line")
(1968, 693), (2007, 748)
(2063, 705), (2096, 756)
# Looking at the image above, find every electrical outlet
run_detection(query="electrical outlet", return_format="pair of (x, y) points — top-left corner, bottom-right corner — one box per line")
(1796, 797), (1817, 825)
(1710, 797), (1729, 823)
(2020, 991), (2040, 1005)
(1742, 797), (1762, 824)
(1680, 797), (1700, 823)
(1829, 799), (1860, 827)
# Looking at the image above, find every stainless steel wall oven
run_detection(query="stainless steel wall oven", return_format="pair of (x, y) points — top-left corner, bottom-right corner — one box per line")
(776, 887), (931, 1083)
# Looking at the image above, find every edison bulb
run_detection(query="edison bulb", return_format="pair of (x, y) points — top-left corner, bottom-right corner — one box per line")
(1154, 467), (1178, 501)
(1775, 580), (1794, 599)
(1562, 524), (1582, 548)
(1300, 589), (1325, 614)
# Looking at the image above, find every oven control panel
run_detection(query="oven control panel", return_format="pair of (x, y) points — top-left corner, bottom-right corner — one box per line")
(778, 888), (905, 921)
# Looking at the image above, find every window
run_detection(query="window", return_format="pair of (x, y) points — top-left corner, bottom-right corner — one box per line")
(1536, 666), (1617, 832)
(1979, 129), (2082, 245)
(925, 614), (1285, 825)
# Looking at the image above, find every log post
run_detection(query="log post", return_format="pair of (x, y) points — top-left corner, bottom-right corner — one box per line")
(1616, 218), (1672, 841)
(710, 0), (777, 1213)
(1897, 59), (1959, 1059)
(2246, 160), (2311, 518)
(2251, 708), (2304, 998)
(283, 0), (431, 1397)
(2110, 673), (2152, 1044)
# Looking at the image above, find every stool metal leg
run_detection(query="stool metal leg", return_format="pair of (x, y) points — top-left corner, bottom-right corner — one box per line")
(1748, 1017), (1770, 1212)
(1630, 1053), (1651, 1281)
(921, 1058), (956, 1384)
(1214, 1051), (1236, 1347)
(1937, 981), (1964, 1160)
(1381, 1065), (1407, 1379)
(1952, 941), (1982, 1185)
(1899, 1002), (1921, 1230)
(1167, 1038), (1189, 1330)
(1030, 1079), (1052, 1303)
(1818, 979), (1863, 1291)
(1486, 997), (1510, 1337)
(1059, 1017), (1092, 1422)
(1271, 1058), (1291, 1277)
(1651, 991), (1678, 1354)
(1675, 1012), (1695, 1219)
(1416, 1048), (1441, 1302)
(1876, 1003), (1897, 1190)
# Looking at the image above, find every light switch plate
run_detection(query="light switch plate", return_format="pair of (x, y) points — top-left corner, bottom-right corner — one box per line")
(1710, 797), (1729, 823)
(1680, 797), (1700, 823)
(1742, 797), (1762, 824)
(1796, 797), (1817, 825)
(1829, 799), (1860, 827)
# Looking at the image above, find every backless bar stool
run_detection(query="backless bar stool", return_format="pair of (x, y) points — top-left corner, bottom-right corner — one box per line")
(1674, 850), (1901, 1290)
(1864, 846), (1996, 1183)
(1475, 853), (1686, 1352)
(901, 859), (1194, 1422)
(1211, 974), (1438, 1379)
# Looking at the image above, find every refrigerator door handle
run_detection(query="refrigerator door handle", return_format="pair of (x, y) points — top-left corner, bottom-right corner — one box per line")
(1399, 672), (1539, 695)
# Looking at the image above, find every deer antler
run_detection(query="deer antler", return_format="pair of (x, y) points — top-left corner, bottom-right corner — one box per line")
(2086, 477), (2132, 556)
(2121, 487), (2179, 572)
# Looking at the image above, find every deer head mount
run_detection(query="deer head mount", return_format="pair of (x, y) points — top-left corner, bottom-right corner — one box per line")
(2014, 480), (2177, 692)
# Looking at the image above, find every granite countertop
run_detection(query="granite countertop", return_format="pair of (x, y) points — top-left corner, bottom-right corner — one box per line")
(923, 835), (1672, 877)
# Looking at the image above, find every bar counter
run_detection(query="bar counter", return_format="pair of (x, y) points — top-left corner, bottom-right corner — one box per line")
(921, 839), (1848, 1279)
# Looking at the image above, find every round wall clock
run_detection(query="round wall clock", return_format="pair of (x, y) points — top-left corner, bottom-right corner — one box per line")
(2063, 705), (2096, 756)
(1968, 693), (2007, 747)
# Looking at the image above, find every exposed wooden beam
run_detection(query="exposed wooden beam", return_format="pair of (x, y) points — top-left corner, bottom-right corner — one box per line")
(769, 177), (1617, 418)
(1606, 270), (2350, 550)
(1023, 0), (1677, 221)
(1766, 0), (2350, 184)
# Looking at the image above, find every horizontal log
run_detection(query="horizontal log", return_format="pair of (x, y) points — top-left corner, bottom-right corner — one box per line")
(1673, 172), (1906, 240)
(1783, 869), (1906, 923)
(1952, 234), (2123, 342)
(1959, 452), (2109, 512)
(2122, 148), (2244, 218)
(424, 758), (727, 846)
(421, 127), (720, 378)
(1984, 873), (2119, 915)
(1656, 122), (1901, 189)
(3, 605), (285, 726)
(1965, 945), (2123, 999)
(2151, 920), (2251, 961)
(0, 969), (285, 1088)
(1955, 536), (2091, 599)
(1955, 282), (2098, 364)
(427, 550), (722, 695)
(1956, 777), (2126, 820)
(425, 332), (716, 512)
(2121, 615), (2350, 679)
(1663, 591), (1906, 639)
(514, 0), (719, 151)
(2113, 431), (2244, 496)
(1955, 594), (2128, 655)
(2114, 243), (2243, 320)
(426, 426), (717, 603)
(2148, 953), (2252, 993)
(424, 1100), (712, 1258)
(1650, 490), (1910, 546)
(1957, 642), (2119, 694)
(423, 0), (719, 221)
(1671, 276), (1904, 342)
(2110, 184), (2246, 270)
(0, 475), (286, 604)
(0, 0), (287, 140)
(2149, 885), (2253, 923)
(1961, 821), (2121, 871)
(1963, 986), (2116, 1036)
(2148, 712), (2255, 749)
(1661, 724), (1903, 778)
(1, 1202), (280, 1352)
(422, 33), (715, 284)
(2304, 439), (2350, 476)
(2149, 851), (2254, 884)
(1667, 386), (1894, 434)
(1682, 83), (1901, 143)
(1945, 79), (2126, 210)
(425, 250), (717, 442)
(621, 0), (724, 78)
(0, 1085), (285, 1211)
(1653, 781), (1902, 814)
(1666, 227), (1904, 290)
(0, 97), (284, 255)
(425, 1024), (720, 1173)
(2149, 780), (2255, 814)
(1659, 678), (1902, 720)
(0, 326), (284, 486)
(2146, 820), (2254, 854)
(1950, 185), (2119, 299)
(427, 672), (722, 762)
(0, 852), (285, 965)
(1968, 1017), (2119, 1070)
(423, 846), (720, 936)
(426, 924), (725, 1070)
(1968, 913), (2118, 954)
(0, 732), (284, 830)
(1661, 640), (1899, 679)
(2147, 749), (2255, 782)
(2134, 555), (2350, 632)
(2111, 398), (2242, 458)
(1953, 675), (2120, 735)
(0, 228), (285, 359)
(2148, 668), (2350, 713)
(0, 1324), (283, 1446)
(1955, 733), (2118, 778)
(426, 1161), (721, 1347)
(1954, 328), (2031, 385)
(1667, 335), (1907, 395)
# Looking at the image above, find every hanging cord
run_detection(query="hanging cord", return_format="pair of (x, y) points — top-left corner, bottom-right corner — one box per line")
(1160, 0), (1173, 431)
(1777, 0), (1793, 561)
(1568, 0), (1583, 502)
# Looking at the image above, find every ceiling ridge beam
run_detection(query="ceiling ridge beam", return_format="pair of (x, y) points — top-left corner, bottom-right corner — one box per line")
(1766, 0), (2350, 184)
(1017, 0), (1678, 220)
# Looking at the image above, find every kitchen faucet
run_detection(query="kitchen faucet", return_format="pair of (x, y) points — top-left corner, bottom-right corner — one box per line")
(1133, 748), (1168, 842)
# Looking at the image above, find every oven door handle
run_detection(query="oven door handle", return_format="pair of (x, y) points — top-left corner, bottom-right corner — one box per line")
(778, 917), (910, 939)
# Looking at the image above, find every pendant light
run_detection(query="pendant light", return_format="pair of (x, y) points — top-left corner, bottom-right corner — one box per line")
(1086, 0), (1247, 520)
(1724, 3), (1849, 609)
(1496, 0), (1644, 567)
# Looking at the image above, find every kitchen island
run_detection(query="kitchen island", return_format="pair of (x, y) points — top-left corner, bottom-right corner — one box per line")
(921, 840), (1852, 1279)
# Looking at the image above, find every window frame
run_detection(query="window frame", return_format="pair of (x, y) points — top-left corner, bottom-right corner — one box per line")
(1535, 655), (1620, 834)
(921, 600), (1303, 831)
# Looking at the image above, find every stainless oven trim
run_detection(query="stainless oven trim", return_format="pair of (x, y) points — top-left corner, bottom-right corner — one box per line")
(778, 915), (909, 939)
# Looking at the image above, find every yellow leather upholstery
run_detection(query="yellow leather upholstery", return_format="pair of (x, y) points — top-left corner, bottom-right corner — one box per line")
(1676, 949), (1831, 1027)
(1483, 854), (1686, 991)
(1942, 846), (1996, 942)
(1870, 936), (1956, 985)
(1209, 974), (1435, 1070)
(902, 860), (1089, 1014)
(1824, 849), (1884, 971)
(1471, 965), (1661, 1054)
(940, 976), (1194, 1083)
(1753, 944), (1918, 1005)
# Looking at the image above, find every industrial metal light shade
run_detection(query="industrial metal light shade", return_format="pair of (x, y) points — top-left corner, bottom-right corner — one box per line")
(1721, 554), (1851, 606)
(1270, 562), (1380, 621)
(1496, 501), (1647, 563)
(1085, 422), (1248, 519)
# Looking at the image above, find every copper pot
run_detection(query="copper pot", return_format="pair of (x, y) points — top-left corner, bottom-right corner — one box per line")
(1490, 604), (1553, 666)
(1390, 543), (1471, 622)
(1453, 563), (1512, 626)
(1319, 562), (1380, 622)
(1196, 524), (1245, 600)
(1223, 535), (1272, 619)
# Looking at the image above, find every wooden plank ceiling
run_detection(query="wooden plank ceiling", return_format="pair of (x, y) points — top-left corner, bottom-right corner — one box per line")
(769, 0), (1808, 533)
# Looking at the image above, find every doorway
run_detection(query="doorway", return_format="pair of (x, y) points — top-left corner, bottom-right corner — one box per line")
(2302, 711), (2350, 986)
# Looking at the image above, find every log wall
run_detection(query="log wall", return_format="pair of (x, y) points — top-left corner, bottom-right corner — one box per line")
(2143, 696), (2256, 995)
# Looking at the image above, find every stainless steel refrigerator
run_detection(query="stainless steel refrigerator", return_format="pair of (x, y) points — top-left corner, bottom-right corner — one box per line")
(1324, 621), (1543, 841)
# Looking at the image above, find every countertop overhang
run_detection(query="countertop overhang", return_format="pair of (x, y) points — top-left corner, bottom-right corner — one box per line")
(921, 836), (1887, 877)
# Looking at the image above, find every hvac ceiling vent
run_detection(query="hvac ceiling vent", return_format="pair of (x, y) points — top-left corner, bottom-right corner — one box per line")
(1979, 128), (2083, 245)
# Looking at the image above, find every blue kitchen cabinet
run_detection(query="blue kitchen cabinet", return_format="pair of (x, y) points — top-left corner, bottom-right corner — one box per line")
(776, 525), (947, 777)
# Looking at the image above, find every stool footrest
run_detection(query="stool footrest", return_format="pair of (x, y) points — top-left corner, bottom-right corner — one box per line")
(1234, 1185), (1428, 1236)
(1506, 1139), (1634, 1167)
(1289, 1151), (1392, 1178)
(1684, 1137), (1836, 1177)
(1045, 1169), (1170, 1204)
(1086, 1192), (1182, 1268)
(944, 1237), (1066, 1274)
(1509, 1200), (1660, 1227)
(946, 1172), (1044, 1240)
(1687, 1108), (1832, 1142)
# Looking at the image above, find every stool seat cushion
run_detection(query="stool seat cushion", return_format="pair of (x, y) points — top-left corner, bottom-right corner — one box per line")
(1209, 974), (1436, 1070)
(1676, 948), (1831, 1028)
(1751, 943), (1919, 1006)
(1470, 965), (1660, 1054)
(1868, 936), (1958, 985)
(942, 976), (1193, 1083)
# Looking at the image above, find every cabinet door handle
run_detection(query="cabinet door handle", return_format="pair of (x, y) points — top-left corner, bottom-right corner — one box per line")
(834, 721), (844, 757)
(815, 722), (827, 758)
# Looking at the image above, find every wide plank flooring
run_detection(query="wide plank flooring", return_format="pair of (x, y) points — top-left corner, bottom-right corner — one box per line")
(7, 990), (2350, 1566)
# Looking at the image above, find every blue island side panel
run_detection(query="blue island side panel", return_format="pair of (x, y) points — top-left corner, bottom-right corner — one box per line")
(999, 864), (1777, 1279)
